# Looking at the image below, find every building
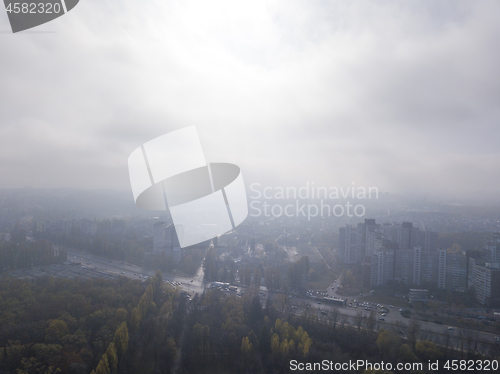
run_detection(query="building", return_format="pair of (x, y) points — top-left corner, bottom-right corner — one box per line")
(358, 219), (380, 257)
(413, 246), (422, 286)
(484, 233), (500, 263)
(395, 249), (414, 284)
(419, 250), (439, 286)
(446, 253), (467, 291)
(438, 249), (447, 289)
(398, 222), (418, 250)
(472, 262), (500, 306)
(408, 289), (429, 303)
(153, 222), (182, 261)
(369, 249), (394, 287)
(422, 228), (438, 252)
(341, 220), (445, 288)
(339, 224), (360, 264)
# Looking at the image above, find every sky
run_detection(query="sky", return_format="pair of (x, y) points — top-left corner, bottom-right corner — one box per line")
(1, 0), (500, 201)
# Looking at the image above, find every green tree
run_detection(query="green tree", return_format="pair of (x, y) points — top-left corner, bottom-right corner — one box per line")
(45, 320), (69, 343)
(415, 340), (442, 362)
(105, 342), (118, 373)
(398, 344), (418, 362)
(376, 329), (400, 358)
(95, 353), (110, 374)
(113, 322), (129, 361)
(241, 336), (253, 354)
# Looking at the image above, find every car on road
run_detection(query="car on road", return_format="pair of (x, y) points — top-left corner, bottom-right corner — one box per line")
(121, 272), (124, 274)
(381, 313), (386, 316)
(190, 280), (193, 282)
(379, 317), (385, 321)
(447, 327), (454, 330)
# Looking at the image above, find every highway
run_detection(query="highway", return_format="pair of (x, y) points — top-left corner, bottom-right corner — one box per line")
(8, 247), (499, 346)
(66, 248), (207, 296)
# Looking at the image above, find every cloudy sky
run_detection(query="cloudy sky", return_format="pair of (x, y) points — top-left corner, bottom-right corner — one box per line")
(1, 0), (499, 200)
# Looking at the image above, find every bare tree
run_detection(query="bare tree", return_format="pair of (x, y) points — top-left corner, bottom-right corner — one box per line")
(407, 317), (421, 349)
(354, 311), (363, 331)
(364, 311), (376, 337)
(331, 308), (339, 331)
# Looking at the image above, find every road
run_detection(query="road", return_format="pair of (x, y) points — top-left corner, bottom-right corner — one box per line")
(7, 247), (499, 346)
(66, 249), (207, 296)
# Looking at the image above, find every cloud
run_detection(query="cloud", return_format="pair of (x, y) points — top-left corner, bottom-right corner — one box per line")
(0, 0), (499, 200)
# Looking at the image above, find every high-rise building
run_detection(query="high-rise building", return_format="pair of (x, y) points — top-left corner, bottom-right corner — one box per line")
(472, 262), (500, 306)
(420, 250), (439, 285)
(358, 219), (380, 257)
(369, 249), (394, 287)
(395, 249), (414, 284)
(438, 249), (447, 289)
(413, 246), (422, 286)
(153, 222), (181, 261)
(446, 253), (467, 291)
(423, 228), (438, 252)
(398, 222), (417, 250)
(341, 220), (441, 288)
(339, 224), (360, 264)
(484, 233), (499, 263)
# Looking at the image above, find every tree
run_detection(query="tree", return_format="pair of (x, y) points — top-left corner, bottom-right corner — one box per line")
(45, 319), (69, 344)
(354, 311), (363, 331)
(376, 329), (400, 358)
(95, 353), (110, 374)
(415, 340), (442, 362)
(113, 322), (129, 361)
(398, 344), (418, 362)
(241, 336), (253, 354)
(105, 342), (118, 373)
(340, 269), (355, 288)
(241, 266), (252, 286)
(265, 267), (281, 291)
(408, 317), (421, 350)
(365, 311), (377, 336)
(253, 267), (262, 287)
(271, 333), (280, 358)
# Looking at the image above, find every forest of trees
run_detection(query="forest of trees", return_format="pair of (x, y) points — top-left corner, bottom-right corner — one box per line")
(0, 223), (67, 271)
(1, 272), (499, 373)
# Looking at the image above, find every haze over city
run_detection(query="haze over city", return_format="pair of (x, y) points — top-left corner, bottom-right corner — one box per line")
(2, 2), (500, 373)
(1, 0), (500, 201)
